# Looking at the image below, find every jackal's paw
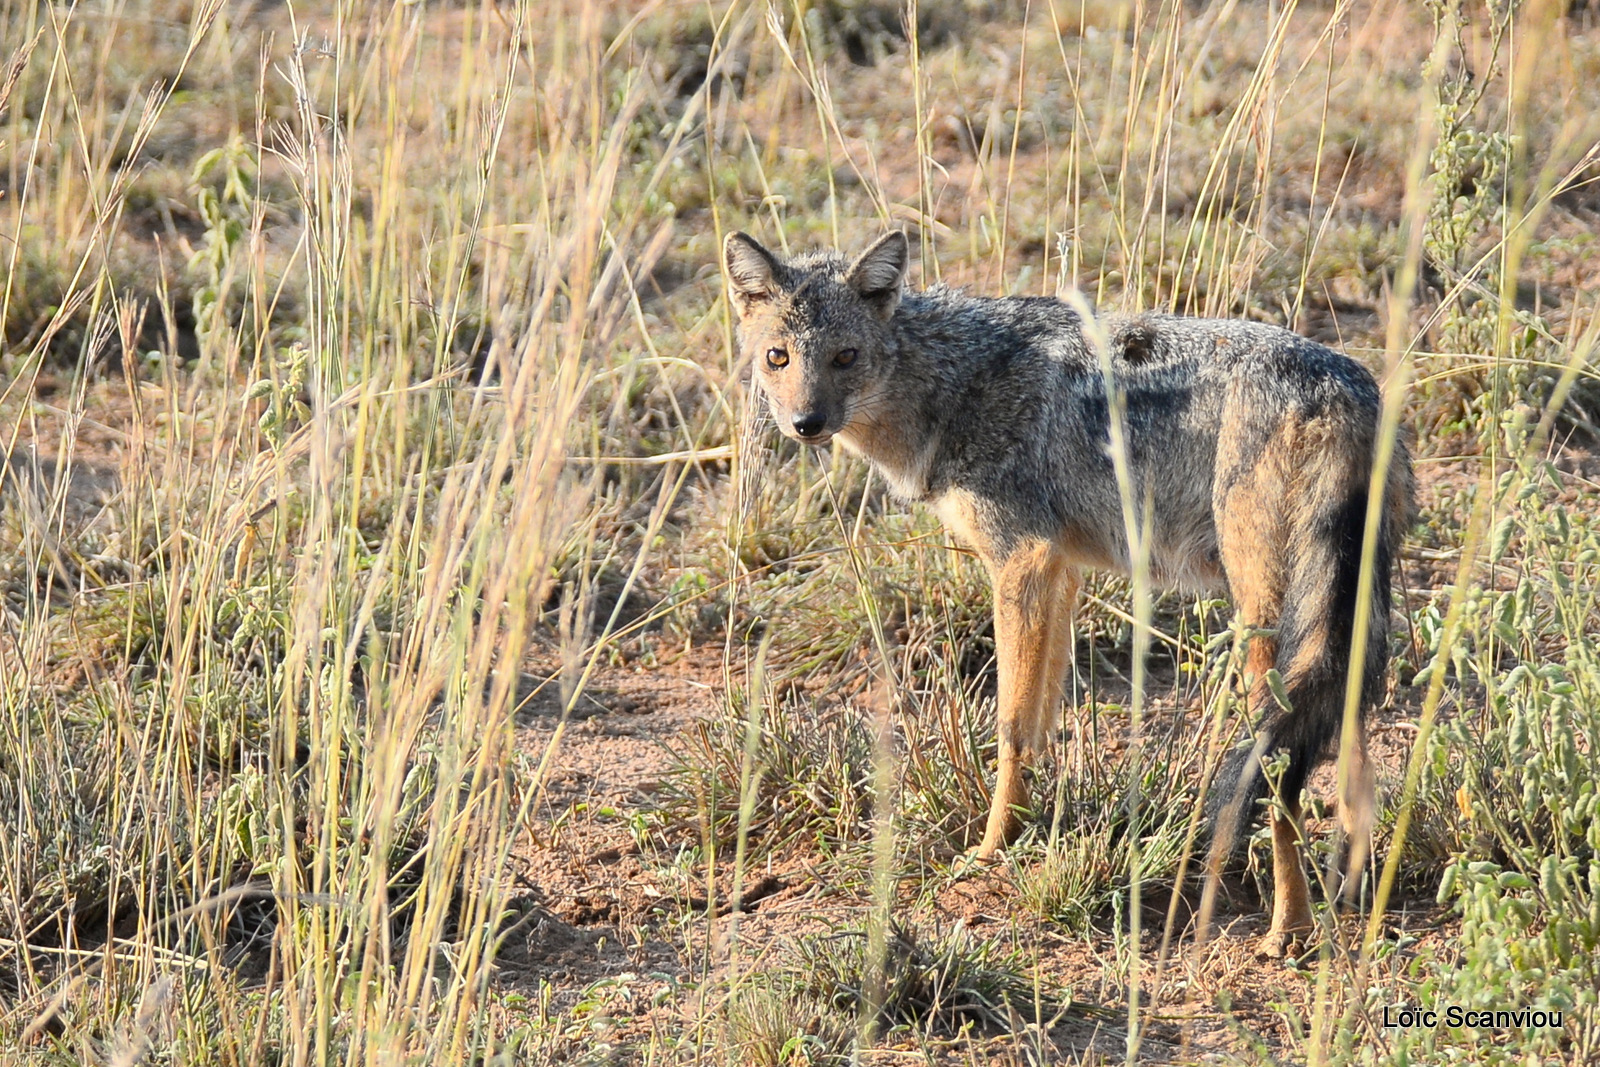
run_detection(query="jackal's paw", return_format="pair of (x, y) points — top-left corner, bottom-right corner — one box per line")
(957, 841), (1004, 873)
(1255, 927), (1313, 960)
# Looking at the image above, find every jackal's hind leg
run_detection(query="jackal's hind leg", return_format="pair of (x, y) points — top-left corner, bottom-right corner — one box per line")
(1258, 797), (1314, 958)
(1205, 496), (1291, 940)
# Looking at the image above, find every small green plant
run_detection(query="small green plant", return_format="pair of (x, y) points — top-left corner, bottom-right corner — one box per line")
(243, 343), (312, 449)
(1012, 807), (1187, 935)
(188, 134), (257, 348)
(723, 981), (853, 1067)
(657, 688), (875, 857)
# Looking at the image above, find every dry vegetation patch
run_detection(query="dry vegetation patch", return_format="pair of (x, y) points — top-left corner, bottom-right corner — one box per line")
(2, 0), (1599, 1063)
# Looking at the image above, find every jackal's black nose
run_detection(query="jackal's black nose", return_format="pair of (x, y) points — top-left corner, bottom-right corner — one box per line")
(792, 412), (828, 439)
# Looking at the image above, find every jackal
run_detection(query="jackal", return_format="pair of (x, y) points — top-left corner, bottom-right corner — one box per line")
(723, 229), (1413, 954)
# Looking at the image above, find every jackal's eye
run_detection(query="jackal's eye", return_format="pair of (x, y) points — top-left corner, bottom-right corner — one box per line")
(833, 347), (858, 368)
(765, 347), (789, 369)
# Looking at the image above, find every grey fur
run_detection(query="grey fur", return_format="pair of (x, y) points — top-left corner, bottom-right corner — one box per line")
(734, 236), (1383, 572)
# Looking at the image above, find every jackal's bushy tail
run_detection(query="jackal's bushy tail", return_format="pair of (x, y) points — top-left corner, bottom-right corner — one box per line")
(1210, 448), (1412, 853)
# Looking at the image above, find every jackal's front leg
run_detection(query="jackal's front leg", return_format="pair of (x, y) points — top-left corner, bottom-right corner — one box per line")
(976, 542), (1075, 858)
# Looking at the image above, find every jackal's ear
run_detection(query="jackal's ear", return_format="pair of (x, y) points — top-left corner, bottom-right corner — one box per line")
(844, 231), (909, 319)
(724, 231), (780, 313)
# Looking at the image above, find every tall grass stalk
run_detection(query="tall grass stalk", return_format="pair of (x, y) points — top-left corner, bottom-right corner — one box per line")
(1059, 284), (1156, 1061)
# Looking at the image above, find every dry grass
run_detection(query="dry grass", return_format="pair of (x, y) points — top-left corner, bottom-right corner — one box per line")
(2, 0), (1599, 1063)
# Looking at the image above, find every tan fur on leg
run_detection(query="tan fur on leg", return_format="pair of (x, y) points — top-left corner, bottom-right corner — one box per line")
(1260, 798), (1314, 958)
(975, 542), (1071, 858)
(1038, 567), (1081, 749)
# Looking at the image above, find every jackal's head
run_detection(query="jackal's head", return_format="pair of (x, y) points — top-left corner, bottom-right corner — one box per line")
(723, 230), (909, 447)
